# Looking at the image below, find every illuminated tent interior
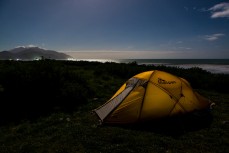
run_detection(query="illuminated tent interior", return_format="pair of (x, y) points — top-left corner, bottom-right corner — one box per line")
(94, 70), (210, 124)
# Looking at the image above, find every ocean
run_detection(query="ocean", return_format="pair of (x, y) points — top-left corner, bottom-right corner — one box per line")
(76, 59), (229, 74)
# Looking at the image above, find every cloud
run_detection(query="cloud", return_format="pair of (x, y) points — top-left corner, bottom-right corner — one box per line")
(15, 44), (47, 50)
(176, 41), (183, 44)
(179, 47), (191, 50)
(16, 44), (37, 48)
(203, 33), (225, 41)
(209, 2), (229, 18)
(27, 44), (37, 48)
(184, 7), (189, 11)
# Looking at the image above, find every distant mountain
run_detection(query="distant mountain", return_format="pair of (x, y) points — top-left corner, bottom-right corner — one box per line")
(0, 47), (72, 60)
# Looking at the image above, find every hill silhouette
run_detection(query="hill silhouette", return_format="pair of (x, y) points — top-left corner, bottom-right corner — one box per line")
(0, 47), (72, 60)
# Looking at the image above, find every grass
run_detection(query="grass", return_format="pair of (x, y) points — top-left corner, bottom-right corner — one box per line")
(0, 60), (229, 153)
(0, 91), (228, 153)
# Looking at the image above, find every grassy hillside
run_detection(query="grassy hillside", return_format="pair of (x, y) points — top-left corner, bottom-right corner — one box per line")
(0, 60), (228, 153)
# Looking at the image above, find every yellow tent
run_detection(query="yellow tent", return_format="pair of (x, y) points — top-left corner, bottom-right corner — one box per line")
(94, 70), (210, 124)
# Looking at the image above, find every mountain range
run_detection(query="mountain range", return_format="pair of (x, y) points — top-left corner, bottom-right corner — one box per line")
(0, 47), (72, 60)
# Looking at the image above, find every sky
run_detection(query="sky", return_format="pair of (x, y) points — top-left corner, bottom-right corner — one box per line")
(0, 0), (229, 59)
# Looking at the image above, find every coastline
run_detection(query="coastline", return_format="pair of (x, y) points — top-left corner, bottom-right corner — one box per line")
(75, 59), (229, 74)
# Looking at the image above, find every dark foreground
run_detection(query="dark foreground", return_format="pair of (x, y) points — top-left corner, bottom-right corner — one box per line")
(0, 60), (228, 153)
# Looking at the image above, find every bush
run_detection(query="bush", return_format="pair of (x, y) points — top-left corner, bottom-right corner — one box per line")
(0, 60), (228, 124)
(0, 61), (94, 124)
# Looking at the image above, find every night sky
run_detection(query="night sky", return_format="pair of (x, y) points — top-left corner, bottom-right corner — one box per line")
(0, 0), (229, 58)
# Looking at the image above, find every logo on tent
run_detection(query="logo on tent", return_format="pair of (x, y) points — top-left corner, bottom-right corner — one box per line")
(158, 78), (176, 84)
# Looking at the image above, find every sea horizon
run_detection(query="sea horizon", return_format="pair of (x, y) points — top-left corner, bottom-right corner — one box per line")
(74, 58), (229, 74)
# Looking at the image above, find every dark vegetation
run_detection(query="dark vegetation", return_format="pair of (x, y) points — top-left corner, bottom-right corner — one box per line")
(0, 60), (228, 153)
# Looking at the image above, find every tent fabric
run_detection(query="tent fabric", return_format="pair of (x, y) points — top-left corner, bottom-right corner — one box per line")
(94, 70), (210, 124)
(94, 77), (147, 121)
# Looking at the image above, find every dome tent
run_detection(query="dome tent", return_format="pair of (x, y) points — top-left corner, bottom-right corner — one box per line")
(94, 70), (210, 124)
